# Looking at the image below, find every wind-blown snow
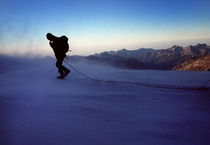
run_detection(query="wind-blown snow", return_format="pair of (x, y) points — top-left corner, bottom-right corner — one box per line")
(0, 56), (210, 145)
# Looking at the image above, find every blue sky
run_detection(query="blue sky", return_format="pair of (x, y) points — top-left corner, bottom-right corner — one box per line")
(0, 0), (210, 56)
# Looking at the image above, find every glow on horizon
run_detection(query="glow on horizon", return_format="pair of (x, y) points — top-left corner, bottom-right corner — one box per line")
(0, 0), (210, 56)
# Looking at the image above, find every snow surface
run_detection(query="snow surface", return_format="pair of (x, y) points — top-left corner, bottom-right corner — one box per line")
(0, 57), (210, 145)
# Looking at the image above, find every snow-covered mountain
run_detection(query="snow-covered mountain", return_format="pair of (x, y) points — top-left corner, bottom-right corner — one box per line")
(86, 43), (210, 70)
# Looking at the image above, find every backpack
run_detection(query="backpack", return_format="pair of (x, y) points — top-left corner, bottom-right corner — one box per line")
(60, 36), (69, 53)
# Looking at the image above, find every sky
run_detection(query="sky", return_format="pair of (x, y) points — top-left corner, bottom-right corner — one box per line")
(0, 0), (210, 56)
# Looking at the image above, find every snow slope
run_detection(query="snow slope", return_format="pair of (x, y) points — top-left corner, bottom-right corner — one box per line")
(0, 57), (210, 145)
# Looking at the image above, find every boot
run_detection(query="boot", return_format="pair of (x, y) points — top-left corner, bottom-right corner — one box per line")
(64, 69), (71, 77)
(57, 69), (65, 79)
(57, 75), (64, 79)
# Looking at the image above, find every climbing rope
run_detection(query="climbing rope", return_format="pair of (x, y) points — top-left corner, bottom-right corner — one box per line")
(64, 60), (210, 91)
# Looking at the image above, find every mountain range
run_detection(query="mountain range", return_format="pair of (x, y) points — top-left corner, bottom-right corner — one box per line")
(83, 43), (210, 70)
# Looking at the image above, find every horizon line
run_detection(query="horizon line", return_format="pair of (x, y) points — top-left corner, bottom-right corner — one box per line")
(0, 42), (209, 58)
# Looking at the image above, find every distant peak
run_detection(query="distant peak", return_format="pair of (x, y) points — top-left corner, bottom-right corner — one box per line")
(170, 45), (181, 49)
(186, 43), (207, 48)
(120, 48), (127, 51)
(195, 43), (207, 47)
(168, 45), (183, 52)
(172, 45), (178, 48)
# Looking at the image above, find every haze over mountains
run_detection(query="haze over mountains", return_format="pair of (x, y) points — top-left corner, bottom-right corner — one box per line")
(0, 43), (209, 71)
(84, 43), (210, 70)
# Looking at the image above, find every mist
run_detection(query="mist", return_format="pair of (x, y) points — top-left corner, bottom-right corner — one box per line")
(0, 55), (210, 145)
(1, 38), (210, 57)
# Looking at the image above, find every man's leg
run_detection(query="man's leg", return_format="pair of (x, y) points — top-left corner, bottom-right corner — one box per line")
(61, 58), (70, 77)
(62, 65), (70, 77)
(56, 59), (64, 78)
(56, 56), (70, 78)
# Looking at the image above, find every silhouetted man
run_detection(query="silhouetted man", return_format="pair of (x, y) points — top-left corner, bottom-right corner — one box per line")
(46, 33), (70, 79)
